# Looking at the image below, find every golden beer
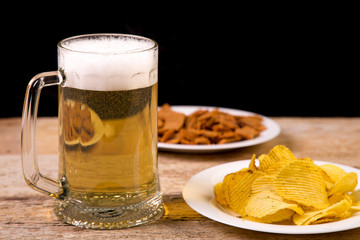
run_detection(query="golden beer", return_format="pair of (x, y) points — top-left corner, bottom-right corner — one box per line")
(58, 83), (159, 208)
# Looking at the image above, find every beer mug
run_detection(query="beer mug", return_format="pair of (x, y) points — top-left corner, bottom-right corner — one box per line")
(21, 34), (163, 229)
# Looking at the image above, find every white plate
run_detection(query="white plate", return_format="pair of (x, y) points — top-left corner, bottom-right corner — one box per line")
(158, 106), (280, 153)
(182, 160), (360, 234)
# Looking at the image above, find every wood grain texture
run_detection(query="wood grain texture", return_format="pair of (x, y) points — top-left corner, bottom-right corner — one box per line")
(1, 117), (360, 239)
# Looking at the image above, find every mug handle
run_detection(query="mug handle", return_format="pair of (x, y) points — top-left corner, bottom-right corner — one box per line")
(21, 71), (64, 198)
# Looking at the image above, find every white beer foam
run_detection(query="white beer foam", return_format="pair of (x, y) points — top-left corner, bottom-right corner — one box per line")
(59, 35), (158, 91)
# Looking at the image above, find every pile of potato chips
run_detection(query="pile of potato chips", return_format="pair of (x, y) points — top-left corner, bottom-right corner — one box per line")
(214, 145), (360, 225)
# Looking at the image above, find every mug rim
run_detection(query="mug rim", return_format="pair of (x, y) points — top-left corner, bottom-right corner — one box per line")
(57, 33), (158, 55)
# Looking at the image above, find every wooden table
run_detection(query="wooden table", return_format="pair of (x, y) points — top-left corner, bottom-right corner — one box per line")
(1, 117), (360, 239)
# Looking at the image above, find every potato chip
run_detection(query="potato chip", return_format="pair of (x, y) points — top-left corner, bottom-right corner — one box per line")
(274, 159), (329, 210)
(258, 145), (296, 172)
(263, 158), (298, 176)
(350, 189), (360, 203)
(251, 175), (275, 194)
(267, 145), (297, 162)
(214, 182), (228, 207)
(328, 172), (358, 196)
(249, 154), (257, 172)
(311, 217), (339, 224)
(293, 199), (352, 225)
(350, 200), (360, 211)
(222, 169), (263, 216)
(320, 164), (347, 182)
(328, 192), (351, 205)
(243, 190), (304, 223)
(264, 157), (313, 177)
(248, 209), (296, 224)
(350, 205), (360, 211)
(221, 169), (250, 210)
(318, 166), (335, 191)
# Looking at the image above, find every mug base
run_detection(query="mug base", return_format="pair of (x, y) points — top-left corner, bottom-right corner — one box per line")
(54, 193), (164, 229)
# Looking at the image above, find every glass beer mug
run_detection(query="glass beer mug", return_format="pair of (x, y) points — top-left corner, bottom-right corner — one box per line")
(21, 34), (163, 229)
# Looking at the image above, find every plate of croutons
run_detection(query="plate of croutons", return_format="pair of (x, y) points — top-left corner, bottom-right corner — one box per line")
(158, 104), (280, 153)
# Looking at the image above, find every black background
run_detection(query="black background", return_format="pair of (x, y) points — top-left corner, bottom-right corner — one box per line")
(2, 6), (358, 118)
